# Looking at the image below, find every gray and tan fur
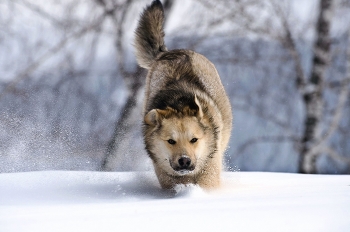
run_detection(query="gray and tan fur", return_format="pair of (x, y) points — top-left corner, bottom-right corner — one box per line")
(134, 0), (232, 190)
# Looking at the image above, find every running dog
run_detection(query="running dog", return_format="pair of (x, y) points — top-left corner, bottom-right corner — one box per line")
(134, 0), (232, 189)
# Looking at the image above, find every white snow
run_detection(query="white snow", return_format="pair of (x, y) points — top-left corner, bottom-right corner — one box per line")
(0, 171), (349, 232)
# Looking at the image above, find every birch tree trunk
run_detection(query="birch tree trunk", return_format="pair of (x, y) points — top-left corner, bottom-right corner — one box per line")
(298, 0), (334, 174)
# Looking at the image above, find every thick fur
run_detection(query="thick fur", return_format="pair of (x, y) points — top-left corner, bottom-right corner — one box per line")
(134, 0), (167, 69)
(134, 0), (232, 190)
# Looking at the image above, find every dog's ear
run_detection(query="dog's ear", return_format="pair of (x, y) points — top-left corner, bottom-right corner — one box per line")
(144, 109), (167, 126)
(145, 109), (160, 126)
(194, 95), (203, 120)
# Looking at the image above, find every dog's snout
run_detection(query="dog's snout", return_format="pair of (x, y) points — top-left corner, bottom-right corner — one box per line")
(178, 156), (191, 169)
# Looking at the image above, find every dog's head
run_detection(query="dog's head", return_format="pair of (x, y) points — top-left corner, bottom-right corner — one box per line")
(144, 96), (213, 176)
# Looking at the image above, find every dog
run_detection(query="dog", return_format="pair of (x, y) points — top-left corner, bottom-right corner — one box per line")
(134, 0), (232, 190)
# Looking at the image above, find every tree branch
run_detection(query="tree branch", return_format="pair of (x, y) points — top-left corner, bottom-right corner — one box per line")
(322, 146), (350, 165)
(0, 13), (106, 100)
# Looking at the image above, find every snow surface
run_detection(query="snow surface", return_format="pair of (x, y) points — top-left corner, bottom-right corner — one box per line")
(0, 171), (349, 232)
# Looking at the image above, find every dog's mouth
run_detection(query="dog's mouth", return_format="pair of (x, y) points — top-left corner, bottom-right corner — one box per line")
(174, 169), (194, 176)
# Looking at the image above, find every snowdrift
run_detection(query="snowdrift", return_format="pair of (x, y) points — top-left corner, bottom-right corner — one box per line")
(0, 171), (349, 232)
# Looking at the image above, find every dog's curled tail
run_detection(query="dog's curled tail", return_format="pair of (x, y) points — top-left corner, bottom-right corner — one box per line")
(134, 0), (167, 69)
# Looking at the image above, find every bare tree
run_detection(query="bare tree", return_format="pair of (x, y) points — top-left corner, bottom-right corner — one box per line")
(100, 0), (175, 171)
(195, 0), (350, 173)
(270, 0), (350, 173)
(298, 0), (334, 173)
(0, 0), (124, 172)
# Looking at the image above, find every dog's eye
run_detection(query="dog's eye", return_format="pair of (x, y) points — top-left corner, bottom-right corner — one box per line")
(190, 138), (198, 143)
(167, 139), (176, 145)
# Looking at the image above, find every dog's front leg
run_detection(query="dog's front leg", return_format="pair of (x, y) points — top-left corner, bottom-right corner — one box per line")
(153, 165), (177, 189)
(196, 155), (222, 189)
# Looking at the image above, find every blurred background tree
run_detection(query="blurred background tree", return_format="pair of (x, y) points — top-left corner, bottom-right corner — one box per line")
(0, 0), (349, 174)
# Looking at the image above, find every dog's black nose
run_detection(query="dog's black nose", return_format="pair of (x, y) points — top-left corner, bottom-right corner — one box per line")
(178, 156), (191, 169)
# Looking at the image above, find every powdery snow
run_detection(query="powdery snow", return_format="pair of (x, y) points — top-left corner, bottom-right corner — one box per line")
(0, 171), (349, 232)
